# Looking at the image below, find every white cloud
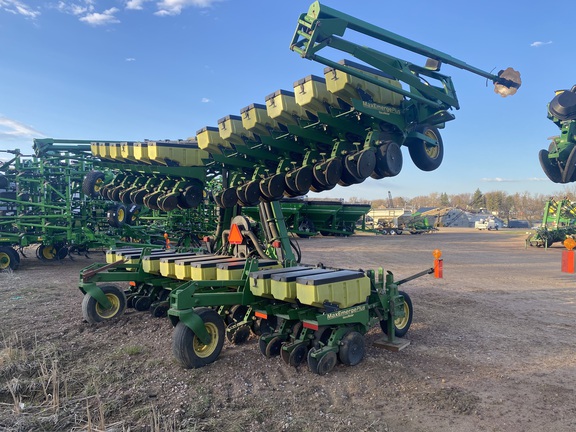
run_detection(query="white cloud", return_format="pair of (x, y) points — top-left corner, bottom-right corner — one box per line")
(0, 0), (40, 18)
(154, 0), (222, 16)
(125, 57), (136, 61)
(0, 116), (45, 140)
(126, 0), (152, 10)
(201, 97), (211, 103)
(56, 1), (95, 16)
(481, 177), (547, 183)
(79, 7), (120, 26)
(530, 41), (552, 48)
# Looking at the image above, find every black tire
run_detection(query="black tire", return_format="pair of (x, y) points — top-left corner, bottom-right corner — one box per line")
(0, 246), (19, 271)
(288, 344), (308, 367)
(406, 126), (443, 172)
(107, 204), (128, 228)
(82, 171), (106, 198)
(37, 244), (57, 261)
(81, 285), (127, 324)
(134, 296), (152, 311)
(380, 291), (413, 338)
(126, 204), (141, 225)
(297, 218), (315, 238)
(178, 183), (204, 209)
(265, 336), (283, 358)
(172, 308), (225, 368)
(338, 331), (365, 366)
(314, 351), (337, 375)
(0, 175), (8, 189)
(259, 333), (271, 356)
(372, 141), (403, 179)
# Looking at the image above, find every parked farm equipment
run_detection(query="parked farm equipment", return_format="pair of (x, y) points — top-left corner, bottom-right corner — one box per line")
(243, 198), (370, 238)
(539, 86), (576, 183)
(526, 198), (576, 247)
(0, 139), (219, 271)
(78, 1), (519, 374)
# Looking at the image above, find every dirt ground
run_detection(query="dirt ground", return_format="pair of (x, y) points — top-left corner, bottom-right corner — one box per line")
(1, 227), (575, 432)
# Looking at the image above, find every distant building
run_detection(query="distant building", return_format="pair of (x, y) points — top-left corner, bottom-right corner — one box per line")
(418, 207), (471, 227)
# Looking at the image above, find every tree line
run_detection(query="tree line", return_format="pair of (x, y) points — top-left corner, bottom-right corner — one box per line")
(346, 186), (576, 224)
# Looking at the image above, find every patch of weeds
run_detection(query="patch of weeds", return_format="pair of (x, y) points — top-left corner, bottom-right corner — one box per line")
(122, 345), (145, 356)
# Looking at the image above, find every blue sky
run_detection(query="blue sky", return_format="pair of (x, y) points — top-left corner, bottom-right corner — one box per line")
(1, 0), (574, 200)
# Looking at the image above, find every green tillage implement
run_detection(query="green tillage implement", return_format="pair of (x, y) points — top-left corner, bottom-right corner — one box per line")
(0, 142), (168, 269)
(526, 198), (576, 248)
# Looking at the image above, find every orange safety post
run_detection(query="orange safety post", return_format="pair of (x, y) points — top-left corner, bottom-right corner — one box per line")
(561, 238), (576, 273)
(164, 232), (171, 250)
(433, 249), (443, 278)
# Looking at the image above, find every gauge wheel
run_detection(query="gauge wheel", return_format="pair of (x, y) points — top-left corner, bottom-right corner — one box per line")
(82, 171), (106, 198)
(81, 285), (127, 324)
(0, 247), (19, 271)
(107, 204), (128, 228)
(172, 308), (225, 368)
(372, 141), (403, 178)
(259, 174), (286, 201)
(346, 149), (376, 180)
(285, 165), (313, 196)
(236, 181), (261, 207)
(380, 290), (413, 338)
(406, 125), (444, 171)
(37, 244), (57, 261)
(178, 182), (204, 209)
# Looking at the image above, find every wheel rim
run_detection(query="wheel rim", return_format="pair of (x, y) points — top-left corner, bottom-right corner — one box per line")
(193, 322), (220, 358)
(95, 293), (121, 319)
(423, 129), (440, 159)
(94, 178), (103, 193)
(0, 252), (10, 269)
(395, 300), (410, 330)
(42, 246), (56, 260)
